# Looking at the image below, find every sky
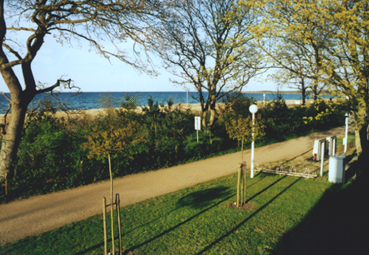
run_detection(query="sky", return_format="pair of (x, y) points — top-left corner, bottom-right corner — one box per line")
(0, 30), (281, 94)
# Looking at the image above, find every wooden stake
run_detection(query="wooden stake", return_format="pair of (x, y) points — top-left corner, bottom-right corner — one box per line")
(243, 162), (247, 205)
(237, 165), (241, 208)
(116, 193), (122, 255)
(108, 154), (114, 254)
(103, 197), (108, 255)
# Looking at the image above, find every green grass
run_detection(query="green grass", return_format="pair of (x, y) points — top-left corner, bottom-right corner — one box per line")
(2, 151), (366, 255)
(0, 175), (336, 254)
(336, 132), (355, 146)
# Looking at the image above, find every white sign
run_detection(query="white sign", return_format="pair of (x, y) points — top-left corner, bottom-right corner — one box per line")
(194, 116), (201, 130)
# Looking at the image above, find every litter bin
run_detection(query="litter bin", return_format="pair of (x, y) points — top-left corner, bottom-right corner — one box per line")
(328, 156), (345, 183)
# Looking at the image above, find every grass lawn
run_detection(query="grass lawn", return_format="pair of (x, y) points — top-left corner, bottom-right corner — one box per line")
(2, 149), (367, 255)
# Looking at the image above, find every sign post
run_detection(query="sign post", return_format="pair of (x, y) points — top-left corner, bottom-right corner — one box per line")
(194, 116), (201, 143)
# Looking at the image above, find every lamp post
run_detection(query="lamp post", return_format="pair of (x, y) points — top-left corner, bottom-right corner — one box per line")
(344, 113), (349, 157)
(249, 104), (258, 178)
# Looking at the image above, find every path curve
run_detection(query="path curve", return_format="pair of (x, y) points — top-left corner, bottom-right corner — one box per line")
(0, 126), (349, 245)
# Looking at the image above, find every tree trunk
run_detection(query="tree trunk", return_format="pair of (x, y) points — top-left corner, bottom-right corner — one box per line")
(301, 78), (306, 105)
(201, 109), (207, 127)
(208, 104), (216, 127)
(353, 103), (369, 180)
(0, 102), (28, 178)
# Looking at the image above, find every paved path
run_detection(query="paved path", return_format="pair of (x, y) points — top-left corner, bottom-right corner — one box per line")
(0, 127), (348, 245)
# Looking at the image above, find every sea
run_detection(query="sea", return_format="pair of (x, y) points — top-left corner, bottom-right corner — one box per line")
(0, 91), (331, 114)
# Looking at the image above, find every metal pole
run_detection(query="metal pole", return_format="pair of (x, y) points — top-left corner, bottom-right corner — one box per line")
(197, 130), (199, 143)
(333, 137), (336, 156)
(344, 113), (349, 157)
(251, 112), (255, 178)
(320, 141), (325, 176)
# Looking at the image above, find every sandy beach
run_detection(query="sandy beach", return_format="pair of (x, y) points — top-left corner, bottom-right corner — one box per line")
(0, 99), (305, 121)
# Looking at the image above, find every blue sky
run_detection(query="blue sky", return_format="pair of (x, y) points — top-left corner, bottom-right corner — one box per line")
(0, 34), (280, 93)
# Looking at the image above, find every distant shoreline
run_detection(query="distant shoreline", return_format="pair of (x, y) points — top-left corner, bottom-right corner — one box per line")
(244, 90), (303, 95)
(0, 100), (308, 120)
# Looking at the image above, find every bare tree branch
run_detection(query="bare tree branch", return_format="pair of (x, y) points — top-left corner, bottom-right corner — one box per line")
(2, 42), (22, 60)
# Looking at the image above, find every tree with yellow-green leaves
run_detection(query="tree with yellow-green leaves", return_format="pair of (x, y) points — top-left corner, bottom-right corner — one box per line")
(82, 123), (145, 254)
(251, 0), (369, 178)
(226, 114), (265, 207)
(142, 0), (265, 128)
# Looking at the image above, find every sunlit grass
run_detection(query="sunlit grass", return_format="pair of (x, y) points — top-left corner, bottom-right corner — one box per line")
(336, 132), (355, 146)
(2, 160), (339, 254)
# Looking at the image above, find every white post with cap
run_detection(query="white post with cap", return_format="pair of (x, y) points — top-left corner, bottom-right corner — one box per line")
(249, 104), (258, 178)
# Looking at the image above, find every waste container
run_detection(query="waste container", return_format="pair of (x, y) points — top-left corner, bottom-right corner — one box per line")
(328, 156), (345, 183)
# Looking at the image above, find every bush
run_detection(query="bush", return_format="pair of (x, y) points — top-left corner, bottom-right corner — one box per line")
(0, 95), (347, 203)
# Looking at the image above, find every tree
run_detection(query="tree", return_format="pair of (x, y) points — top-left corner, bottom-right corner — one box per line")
(82, 123), (144, 254)
(252, 0), (369, 177)
(143, 0), (264, 128)
(0, 0), (158, 179)
(225, 114), (264, 207)
(272, 68), (328, 105)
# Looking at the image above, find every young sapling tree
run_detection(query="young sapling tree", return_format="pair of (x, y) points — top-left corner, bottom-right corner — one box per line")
(226, 114), (264, 207)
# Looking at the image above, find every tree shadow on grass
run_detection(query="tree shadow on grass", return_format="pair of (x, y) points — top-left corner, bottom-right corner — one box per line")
(75, 186), (233, 254)
(122, 187), (234, 254)
(176, 186), (233, 209)
(197, 177), (302, 254)
(274, 172), (369, 255)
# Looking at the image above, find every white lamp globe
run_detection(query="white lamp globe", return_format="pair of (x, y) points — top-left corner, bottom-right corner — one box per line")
(249, 104), (258, 114)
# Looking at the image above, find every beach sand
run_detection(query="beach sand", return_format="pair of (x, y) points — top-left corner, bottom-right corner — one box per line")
(0, 99), (306, 121)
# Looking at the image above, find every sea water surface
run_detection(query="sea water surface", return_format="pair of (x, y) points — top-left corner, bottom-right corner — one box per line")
(0, 91), (329, 114)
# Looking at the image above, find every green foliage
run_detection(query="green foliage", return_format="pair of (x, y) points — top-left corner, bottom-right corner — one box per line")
(0, 96), (346, 203)
(120, 92), (138, 111)
(222, 92), (257, 118)
(81, 124), (141, 161)
(226, 114), (265, 143)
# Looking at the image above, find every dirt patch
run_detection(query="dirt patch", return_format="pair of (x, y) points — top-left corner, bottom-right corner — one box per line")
(227, 202), (254, 211)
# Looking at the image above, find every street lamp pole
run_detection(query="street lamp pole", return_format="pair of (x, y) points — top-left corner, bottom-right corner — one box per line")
(249, 104), (258, 178)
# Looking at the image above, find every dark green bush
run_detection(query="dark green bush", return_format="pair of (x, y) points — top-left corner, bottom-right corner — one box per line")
(0, 95), (347, 203)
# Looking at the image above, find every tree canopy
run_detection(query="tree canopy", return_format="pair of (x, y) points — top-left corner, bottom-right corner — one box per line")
(252, 0), (369, 176)
(0, 0), (159, 178)
(143, 0), (264, 127)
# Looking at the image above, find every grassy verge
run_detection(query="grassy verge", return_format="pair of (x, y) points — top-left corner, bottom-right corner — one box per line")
(3, 148), (364, 255)
(336, 132), (355, 146)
